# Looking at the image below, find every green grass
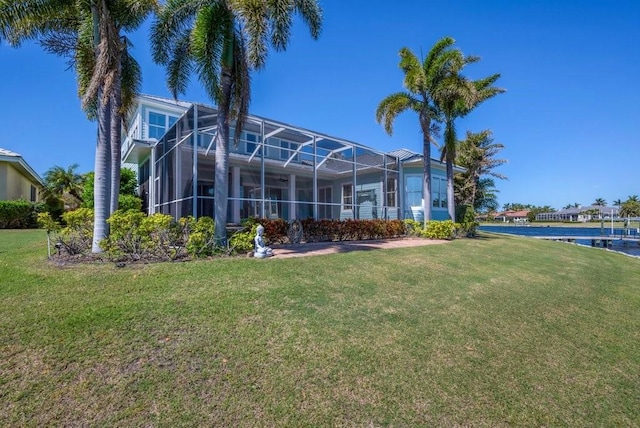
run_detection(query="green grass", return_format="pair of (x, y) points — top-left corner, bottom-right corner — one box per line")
(1, 230), (639, 426)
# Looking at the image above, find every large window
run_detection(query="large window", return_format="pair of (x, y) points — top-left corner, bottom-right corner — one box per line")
(432, 177), (447, 208)
(386, 177), (396, 207)
(318, 187), (332, 219)
(342, 184), (353, 210)
(279, 140), (299, 161)
(405, 175), (422, 208)
(148, 111), (178, 140)
(245, 132), (260, 154)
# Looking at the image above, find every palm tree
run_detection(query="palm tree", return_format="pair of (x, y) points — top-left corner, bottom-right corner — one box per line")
(1, 0), (155, 252)
(42, 164), (85, 206)
(593, 198), (606, 206)
(627, 195), (639, 202)
(454, 130), (507, 211)
(613, 199), (623, 207)
(377, 37), (459, 225)
(151, 0), (322, 245)
(435, 47), (504, 220)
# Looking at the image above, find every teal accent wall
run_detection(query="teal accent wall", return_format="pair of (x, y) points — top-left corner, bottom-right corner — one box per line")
(402, 164), (450, 221)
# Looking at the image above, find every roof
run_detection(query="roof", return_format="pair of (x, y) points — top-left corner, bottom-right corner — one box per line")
(136, 95), (465, 171)
(138, 94), (193, 110)
(0, 148), (20, 157)
(387, 148), (421, 161)
(0, 148), (44, 186)
(496, 210), (530, 217)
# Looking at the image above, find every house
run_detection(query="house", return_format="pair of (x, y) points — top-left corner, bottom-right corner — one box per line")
(494, 210), (530, 223)
(0, 148), (44, 202)
(122, 95), (459, 224)
(536, 206), (620, 222)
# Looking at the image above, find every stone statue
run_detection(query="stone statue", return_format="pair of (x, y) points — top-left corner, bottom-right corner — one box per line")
(254, 224), (273, 258)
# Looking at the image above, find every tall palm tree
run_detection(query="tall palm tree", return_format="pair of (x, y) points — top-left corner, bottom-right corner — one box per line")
(435, 48), (504, 220)
(454, 130), (507, 211)
(627, 195), (639, 202)
(613, 199), (623, 207)
(151, 0), (322, 245)
(1, 0), (155, 252)
(593, 198), (606, 206)
(377, 37), (459, 225)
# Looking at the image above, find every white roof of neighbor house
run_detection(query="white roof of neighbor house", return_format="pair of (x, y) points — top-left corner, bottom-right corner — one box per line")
(0, 148), (44, 185)
(0, 148), (20, 157)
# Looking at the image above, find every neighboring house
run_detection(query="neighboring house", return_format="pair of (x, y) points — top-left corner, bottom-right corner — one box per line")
(494, 210), (530, 223)
(536, 206), (620, 222)
(0, 148), (44, 202)
(122, 95), (460, 224)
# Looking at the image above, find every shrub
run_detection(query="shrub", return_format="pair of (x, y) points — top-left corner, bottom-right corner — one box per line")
(103, 209), (148, 259)
(186, 216), (217, 257)
(138, 213), (189, 261)
(102, 212), (189, 261)
(229, 224), (258, 253)
(403, 219), (423, 237)
(455, 204), (478, 237)
(57, 208), (94, 254)
(118, 194), (143, 212)
(423, 220), (459, 240)
(0, 200), (44, 229)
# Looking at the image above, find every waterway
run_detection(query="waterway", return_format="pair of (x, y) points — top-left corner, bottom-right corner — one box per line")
(479, 225), (640, 257)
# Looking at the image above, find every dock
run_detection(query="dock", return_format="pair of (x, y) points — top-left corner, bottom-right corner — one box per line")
(533, 235), (640, 248)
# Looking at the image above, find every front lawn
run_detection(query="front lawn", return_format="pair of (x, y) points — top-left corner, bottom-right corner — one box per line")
(1, 230), (638, 426)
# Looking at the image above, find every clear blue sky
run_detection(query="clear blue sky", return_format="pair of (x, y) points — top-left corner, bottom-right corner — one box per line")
(1, 0), (638, 210)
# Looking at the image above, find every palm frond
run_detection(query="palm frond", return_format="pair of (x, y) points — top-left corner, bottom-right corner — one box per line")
(293, 0), (322, 39)
(166, 29), (194, 98)
(375, 92), (413, 136)
(236, 0), (269, 69)
(229, 28), (250, 145)
(150, 0), (203, 65)
(191, 3), (229, 102)
(267, 0), (293, 52)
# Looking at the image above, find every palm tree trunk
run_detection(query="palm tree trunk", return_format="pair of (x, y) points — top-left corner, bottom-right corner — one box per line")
(446, 152), (455, 220)
(421, 115), (432, 226)
(109, 67), (122, 215)
(213, 65), (233, 246)
(92, 94), (112, 253)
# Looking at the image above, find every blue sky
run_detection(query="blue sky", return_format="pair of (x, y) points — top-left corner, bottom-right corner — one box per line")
(1, 0), (638, 210)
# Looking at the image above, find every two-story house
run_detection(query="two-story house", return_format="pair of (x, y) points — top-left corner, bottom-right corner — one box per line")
(122, 95), (459, 224)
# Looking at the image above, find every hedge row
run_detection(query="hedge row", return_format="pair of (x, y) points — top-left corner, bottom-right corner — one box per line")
(0, 200), (46, 229)
(235, 217), (407, 244)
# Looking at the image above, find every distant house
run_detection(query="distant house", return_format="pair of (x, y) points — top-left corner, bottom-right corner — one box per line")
(0, 148), (44, 202)
(494, 210), (530, 223)
(536, 206), (620, 222)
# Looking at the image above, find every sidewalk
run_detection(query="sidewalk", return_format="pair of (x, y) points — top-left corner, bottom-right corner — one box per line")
(270, 237), (449, 259)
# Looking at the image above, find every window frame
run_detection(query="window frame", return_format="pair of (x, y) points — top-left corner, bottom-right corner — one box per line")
(342, 183), (353, 211)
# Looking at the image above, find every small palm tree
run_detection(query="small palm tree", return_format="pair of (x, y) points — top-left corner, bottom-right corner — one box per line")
(42, 164), (85, 207)
(377, 37), (459, 225)
(613, 199), (623, 207)
(152, 0), (322, 245)
(454, 130), (507, 211)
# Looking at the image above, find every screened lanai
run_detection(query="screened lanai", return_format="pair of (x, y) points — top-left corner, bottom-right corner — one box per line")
(137, 103), (401, 224)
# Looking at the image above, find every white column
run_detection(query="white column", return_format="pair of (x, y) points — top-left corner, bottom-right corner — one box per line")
(232, 166), (241, 223)
(289, 174), (296, 220)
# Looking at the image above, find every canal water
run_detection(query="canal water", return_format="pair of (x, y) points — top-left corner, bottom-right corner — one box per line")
(479, 225), (640, 257)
